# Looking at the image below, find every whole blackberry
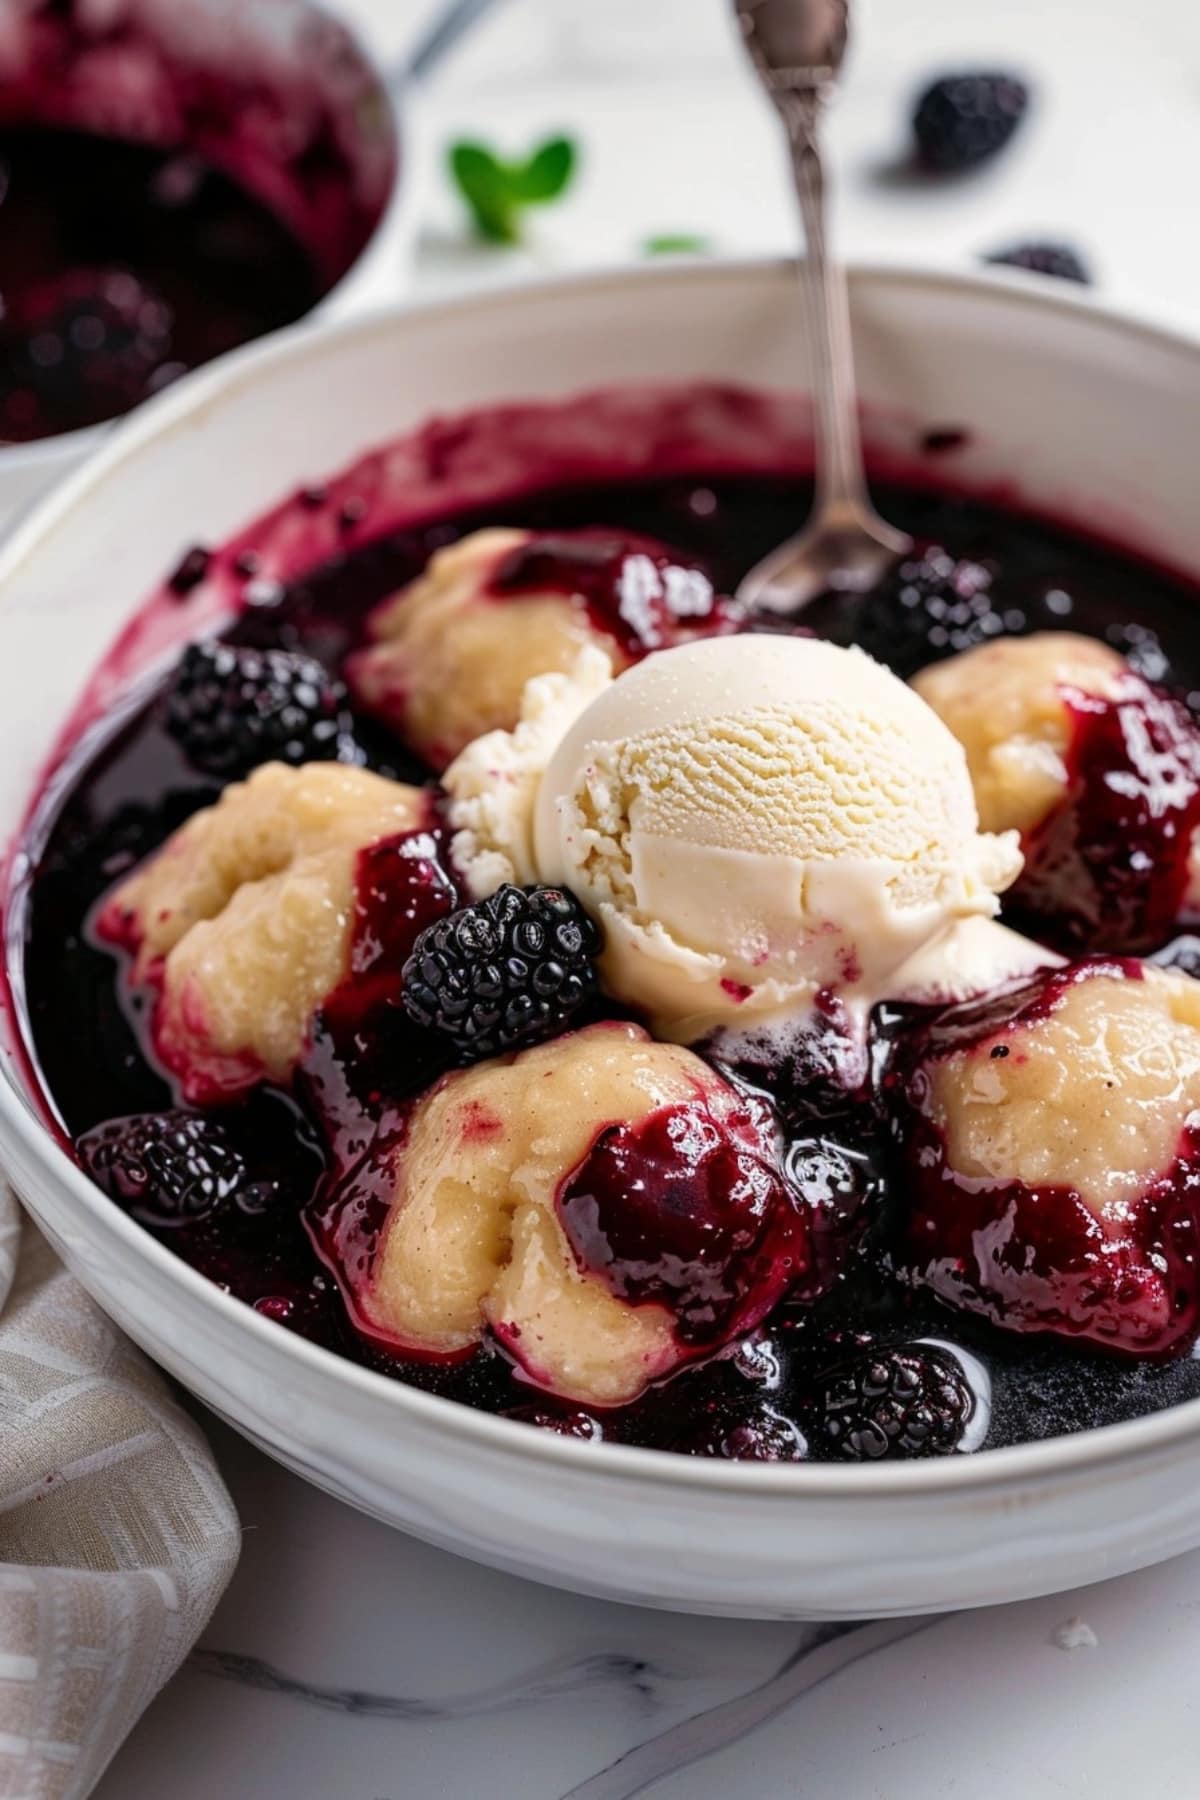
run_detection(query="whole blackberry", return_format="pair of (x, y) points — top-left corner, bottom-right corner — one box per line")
(913, 73), (1030, 173)
(856, 546), (1009, 677)
(816, 1345), (975, 1461)
(78, 1110), (253, 1229)
(986, 242), (1090, 284)
(679, 1406), (807, 1462)
(402, 884), (601, 1060)
(165, 640), (355, 777)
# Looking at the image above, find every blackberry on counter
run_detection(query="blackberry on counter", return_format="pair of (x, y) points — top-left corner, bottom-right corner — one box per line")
(855, 546), (1010, 677)
(815, 1344), (974, 1460)
(78, 1110), (254, 1229)
(165, 640), (355, 777)
(913, 73), (1030, 173)
(402, 884), (601, 1060)
(985, 242), (1091, 284)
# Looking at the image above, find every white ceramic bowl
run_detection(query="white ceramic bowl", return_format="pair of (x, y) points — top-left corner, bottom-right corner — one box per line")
(4, 262), (1200, 1621)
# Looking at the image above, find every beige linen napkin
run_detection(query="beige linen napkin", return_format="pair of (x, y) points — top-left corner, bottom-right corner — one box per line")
(0, 1185), (240, 1800)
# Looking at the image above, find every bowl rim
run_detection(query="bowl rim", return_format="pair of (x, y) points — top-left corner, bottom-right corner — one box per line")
(5, 253), (1200, 1501)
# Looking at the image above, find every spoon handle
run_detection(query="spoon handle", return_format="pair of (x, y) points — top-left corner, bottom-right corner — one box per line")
(402, 0), (509, 85)
(731, 0), (911, 608)
(782, 94), (873, 529)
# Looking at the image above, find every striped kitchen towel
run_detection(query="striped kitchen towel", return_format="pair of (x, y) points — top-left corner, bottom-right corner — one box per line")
(0, 1186), (239, 1799)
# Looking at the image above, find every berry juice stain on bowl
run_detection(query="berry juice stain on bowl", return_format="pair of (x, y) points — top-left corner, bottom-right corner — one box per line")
(15, 378), (1200, 1469)
(0, 0), (395, 444)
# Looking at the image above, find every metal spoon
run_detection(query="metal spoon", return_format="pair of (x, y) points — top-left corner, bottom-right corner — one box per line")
(733, 0), (911, 614)
(401, 0), (510, 85)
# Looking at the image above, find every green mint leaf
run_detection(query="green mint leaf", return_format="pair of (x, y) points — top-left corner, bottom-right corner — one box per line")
(509, 136), (578, 203)
(448, 141), (519, 244)
(642, 233), (713, 256)
(448, 135), (579, 244)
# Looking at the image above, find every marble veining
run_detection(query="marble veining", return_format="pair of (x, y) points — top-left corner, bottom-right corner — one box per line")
(185, 1615), (937, 1797)
(561, 1621), (931, 1800)
(190, 1645), (682, 1722)
(95, 1371), (1200, 1800)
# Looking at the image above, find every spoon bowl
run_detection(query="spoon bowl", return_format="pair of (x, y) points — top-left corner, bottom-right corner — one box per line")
(737, 502), (912, 609)
(734, 0), (848, 87)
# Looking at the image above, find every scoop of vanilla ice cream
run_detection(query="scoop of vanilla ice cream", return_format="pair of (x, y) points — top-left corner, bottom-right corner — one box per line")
(532, 636), (1022, 1038)
(890, 917), (1062, 1008)
(446, 645), (615, 894)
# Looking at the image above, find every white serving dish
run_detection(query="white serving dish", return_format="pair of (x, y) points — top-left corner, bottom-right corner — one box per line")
(3, 261), (1200, 1620)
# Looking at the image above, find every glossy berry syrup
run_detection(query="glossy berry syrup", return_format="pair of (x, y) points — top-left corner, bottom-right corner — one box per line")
(489, 527), (743, 656)
(17, 417), (1200, 1459)
(1011, 676), (1200, 953)
(558, 1096), (811, 1346)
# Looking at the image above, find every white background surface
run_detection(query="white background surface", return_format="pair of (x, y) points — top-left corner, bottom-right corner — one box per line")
(97, 1), (1200, 1794)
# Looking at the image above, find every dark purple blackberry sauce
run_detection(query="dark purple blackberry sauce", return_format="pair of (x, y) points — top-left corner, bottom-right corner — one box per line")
(489, 526), (743, 657)
(17, 472), (1200, 1457)
(558, 1097), (812, 1346)
(1010, 677), (1200, 953)
(0, 129), (324, 441)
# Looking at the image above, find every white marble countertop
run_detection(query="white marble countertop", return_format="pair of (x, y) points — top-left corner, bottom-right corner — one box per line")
(98, 1413), (1200, 1799)
(97, 1), (1200, 1793)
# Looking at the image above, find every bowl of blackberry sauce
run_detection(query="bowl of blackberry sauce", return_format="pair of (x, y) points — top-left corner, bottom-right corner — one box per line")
(0, 0), (397, 460)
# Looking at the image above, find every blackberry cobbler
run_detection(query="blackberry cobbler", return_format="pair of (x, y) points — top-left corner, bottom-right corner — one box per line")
(16, 384), (1200, 1463)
